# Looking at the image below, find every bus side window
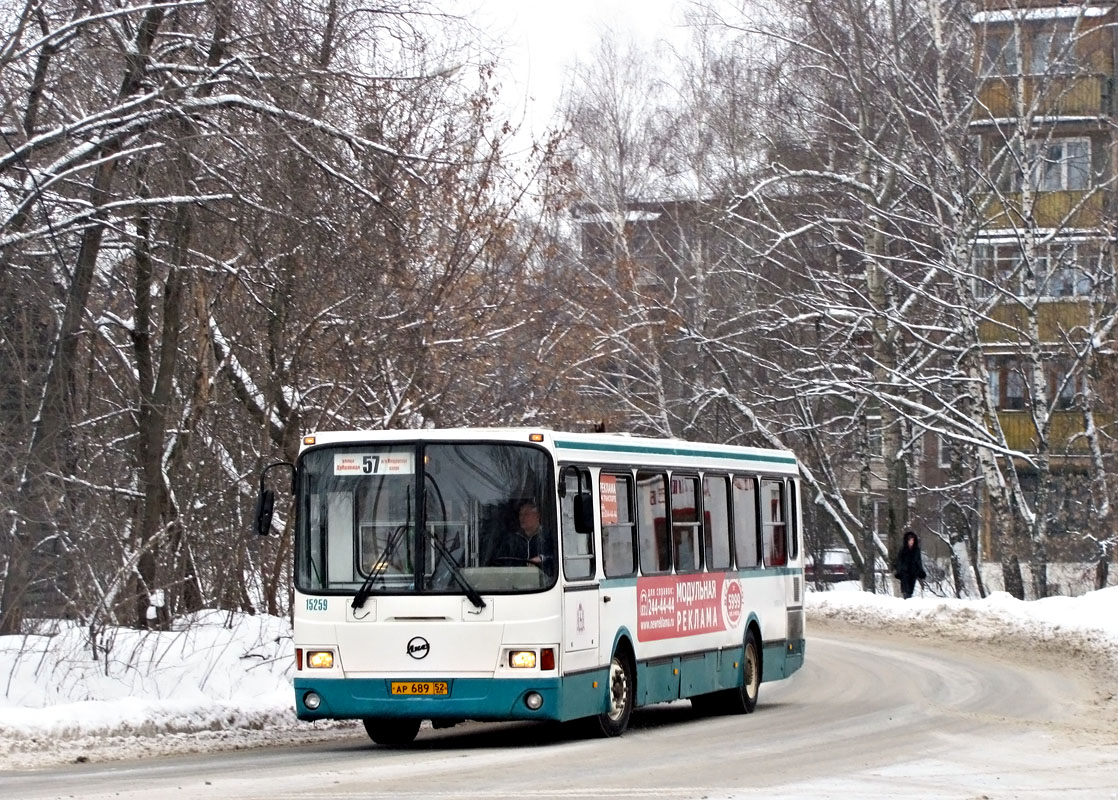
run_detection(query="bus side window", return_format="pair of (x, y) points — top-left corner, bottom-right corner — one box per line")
(733, 476), (760, 569)
(601, 473), (636, 577)
(671, 475), (701, 573)
(561, 467), (595, 580)
(637, 471), (671, 574)
(703, 475), (731, 571)
(762, 479), (787, 566)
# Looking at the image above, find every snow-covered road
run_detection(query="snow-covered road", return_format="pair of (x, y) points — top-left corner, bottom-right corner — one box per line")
(4, 617), (1117, 798)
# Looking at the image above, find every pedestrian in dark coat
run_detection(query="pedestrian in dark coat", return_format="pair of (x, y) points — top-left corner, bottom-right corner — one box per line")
(894, 530), (927, 599)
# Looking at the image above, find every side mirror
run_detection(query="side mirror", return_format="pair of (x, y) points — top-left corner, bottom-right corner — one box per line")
(253, 460), (295, 536)
(254, 488), (275, 536)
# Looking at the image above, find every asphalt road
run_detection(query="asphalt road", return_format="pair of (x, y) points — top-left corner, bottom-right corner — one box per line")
(5, 622), (1117, 799)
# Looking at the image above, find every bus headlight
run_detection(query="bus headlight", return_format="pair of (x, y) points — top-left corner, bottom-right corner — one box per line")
(303, 692), (322, 710)
(509, 650), (536, 669)
(524, 692), (543, 710)
(307, 650), (335, 669)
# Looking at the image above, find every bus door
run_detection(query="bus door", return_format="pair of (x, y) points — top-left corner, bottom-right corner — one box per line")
(559, 466), (600, 673)
(761, 477), (801, 647)
(786, 478), (804, 642)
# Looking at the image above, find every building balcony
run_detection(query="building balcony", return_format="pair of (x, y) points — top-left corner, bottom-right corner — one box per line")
(996, 409), (1090, 456)
(978, 299), (1098, 344)
(973, 74), (1112, 122)
(983, 189), (1105, 229)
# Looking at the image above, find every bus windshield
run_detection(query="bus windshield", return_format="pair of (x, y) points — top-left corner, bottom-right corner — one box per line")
(296, 442), (556, 595)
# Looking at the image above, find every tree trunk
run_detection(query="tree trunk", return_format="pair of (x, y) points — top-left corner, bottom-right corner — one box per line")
(4, 6), (168, 635)
(1002, 552), (1025, 600)
(858, 414), (877, 592)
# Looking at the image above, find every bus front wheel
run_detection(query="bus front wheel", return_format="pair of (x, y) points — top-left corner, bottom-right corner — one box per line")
(593, 651), (634, 737)
(363, 717), (421, 745)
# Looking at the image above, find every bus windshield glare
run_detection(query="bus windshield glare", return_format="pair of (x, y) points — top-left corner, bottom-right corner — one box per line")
(296, 442), (556, 595)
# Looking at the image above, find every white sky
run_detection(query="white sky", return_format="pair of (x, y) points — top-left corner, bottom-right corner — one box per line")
(464, 0), (692, 136)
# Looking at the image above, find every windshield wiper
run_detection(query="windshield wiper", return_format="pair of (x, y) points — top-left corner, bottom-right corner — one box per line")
(352, 523), (407, 611)
(425, 529), (486, 610)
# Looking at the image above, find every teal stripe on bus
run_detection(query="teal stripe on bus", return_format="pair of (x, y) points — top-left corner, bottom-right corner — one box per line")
(553, 439), (797, 465)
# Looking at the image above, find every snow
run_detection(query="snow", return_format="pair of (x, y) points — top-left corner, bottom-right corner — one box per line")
(810, 582), (1118, 669)
(0, 611), (316, 768)
(972, 6), (1113, 25)
(1, 588), (1116, 770)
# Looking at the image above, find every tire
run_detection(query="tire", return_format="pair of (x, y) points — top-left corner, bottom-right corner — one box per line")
(691, 629), (762, 716)
(721, 628), (762, 714)
(592, 651), (634, 737)
(362, 717), (421, 745)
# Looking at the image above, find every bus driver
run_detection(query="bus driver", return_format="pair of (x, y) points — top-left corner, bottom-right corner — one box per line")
(490, 500), (553, 574)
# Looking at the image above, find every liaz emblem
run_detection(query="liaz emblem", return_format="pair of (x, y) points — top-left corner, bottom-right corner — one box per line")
(406, 636), (430, 660)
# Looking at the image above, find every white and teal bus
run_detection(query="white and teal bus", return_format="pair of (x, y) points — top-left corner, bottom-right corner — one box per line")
(254, 428), (805, 744)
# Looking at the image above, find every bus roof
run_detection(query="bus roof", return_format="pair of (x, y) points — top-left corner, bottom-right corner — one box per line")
(301, 428), (799, 475)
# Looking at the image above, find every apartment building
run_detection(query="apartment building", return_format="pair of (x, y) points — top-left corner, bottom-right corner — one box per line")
(971, 0), (1118, 562)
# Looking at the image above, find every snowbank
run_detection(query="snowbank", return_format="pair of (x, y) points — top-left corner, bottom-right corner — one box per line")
(808, 584), (1118, 679)
(0, 611), (296, 741)
(1, 588), (1115, 768)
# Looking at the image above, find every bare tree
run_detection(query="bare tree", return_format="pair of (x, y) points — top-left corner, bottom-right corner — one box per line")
(0, 0), (563, 631)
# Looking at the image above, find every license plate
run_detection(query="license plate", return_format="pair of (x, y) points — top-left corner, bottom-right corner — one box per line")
(390, 681), (448, 696)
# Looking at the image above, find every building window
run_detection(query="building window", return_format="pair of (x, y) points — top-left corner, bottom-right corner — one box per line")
(865, 414), (882, 455)
(1043, 243), (1093, 297)
(982, 29), (1018, 76)
(1048, 361), (1082, 410)
(1025, 138), (1090, 192)
(975, 241), (1095, 299)
(988, 358), (1085, 412)
(974, 242), (1021, 298)
(1029, 25), (1079, 75)
(988, 356), (1027, 411)
(1005, 365), (1026, 410)
(937, 434), (953, 470)
(1024, 24), (1077, 74)
(984, 24), (1081, 77)
(1046, 265), (1091, 297)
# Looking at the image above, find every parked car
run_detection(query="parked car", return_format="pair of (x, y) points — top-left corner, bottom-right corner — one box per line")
(805, 548), (859, 583)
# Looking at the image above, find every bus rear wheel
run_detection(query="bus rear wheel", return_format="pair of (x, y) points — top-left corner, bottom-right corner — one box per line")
(363, 717), (421, 745)
(691, 630), (761, 716)
(727, 628), (761, 714)
(593, 652), (634, 737)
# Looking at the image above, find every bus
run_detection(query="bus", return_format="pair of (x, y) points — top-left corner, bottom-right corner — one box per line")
(253, 428), (805, 744)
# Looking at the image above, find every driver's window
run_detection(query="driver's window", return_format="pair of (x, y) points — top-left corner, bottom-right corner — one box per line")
(561, 467), (595, 580)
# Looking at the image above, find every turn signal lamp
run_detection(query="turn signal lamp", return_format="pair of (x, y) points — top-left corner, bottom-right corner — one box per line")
(303, 435), (316, 446)
(540, 648), (555, 671)
(307, 650), (335, 669)
(509, 650), (537, 669)
(529, 433), (544, 443)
